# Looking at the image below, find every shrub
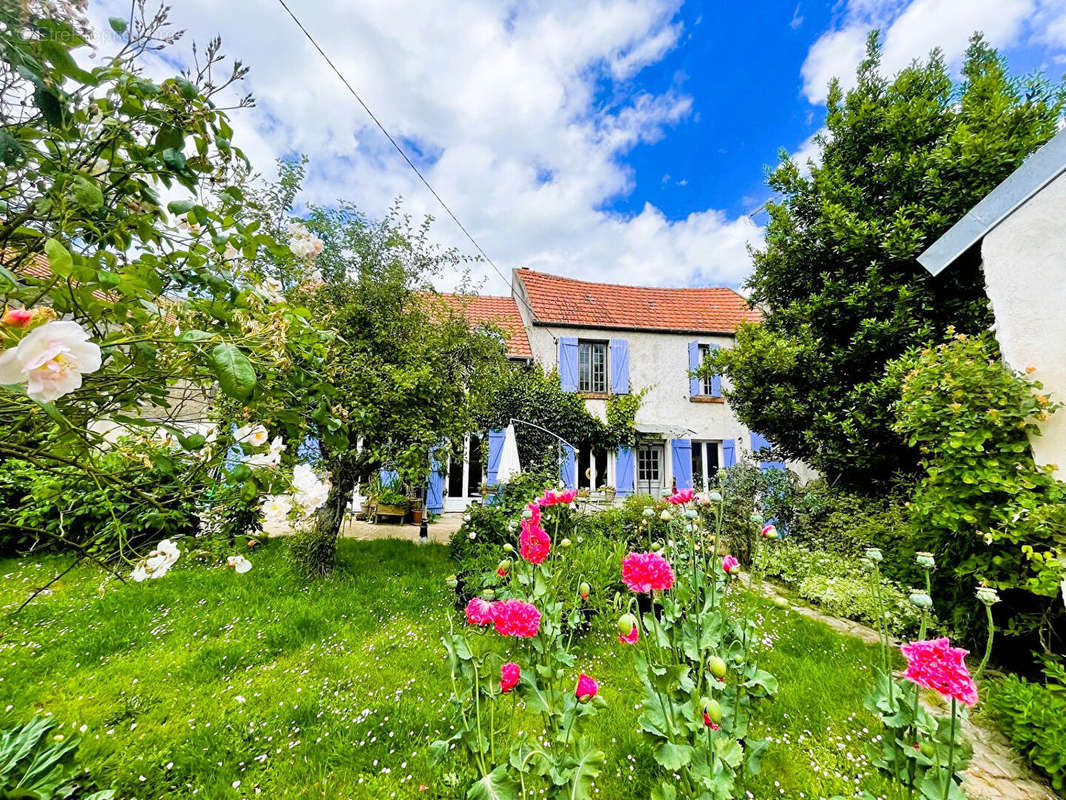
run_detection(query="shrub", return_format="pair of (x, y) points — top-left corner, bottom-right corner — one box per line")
(755, 540), (929, 637)
(986, 666), (1066, 791)
(0, 715), (115, 799)
(717, 460), (800, 565)
(788, 481), (917, 585)
(892, 331), (1066, 645)
(0, 448), (203, 561)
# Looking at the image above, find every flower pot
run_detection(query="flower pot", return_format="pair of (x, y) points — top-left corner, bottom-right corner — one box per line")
(411, 509), (423, 525)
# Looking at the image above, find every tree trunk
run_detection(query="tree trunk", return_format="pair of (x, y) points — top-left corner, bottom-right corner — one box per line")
(290, 460), (360, 576)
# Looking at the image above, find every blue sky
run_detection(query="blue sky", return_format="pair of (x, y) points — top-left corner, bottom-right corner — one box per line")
(87, 0), (1066, 292)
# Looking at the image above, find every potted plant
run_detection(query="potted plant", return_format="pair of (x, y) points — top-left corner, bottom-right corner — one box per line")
(367, 473), (411, 523)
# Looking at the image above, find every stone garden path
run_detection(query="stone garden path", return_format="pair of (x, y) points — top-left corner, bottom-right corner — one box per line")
(754, 579), (1060, 800)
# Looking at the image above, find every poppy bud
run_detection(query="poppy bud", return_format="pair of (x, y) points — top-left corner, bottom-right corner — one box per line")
(503, 543), (514, 553)
(560, 538), (571, 549)
(1, 307), (32, 327)
(707, 655), (727, 679)
(700, 696), (723, 724)
(683, 509), (698, 520)
(617, 613), (636, 637)
(908, 592), (933, 609)
(480, 589), (495, 600)
(709, 491), (723, 503)
(579, 581), (590, 600)
(650, 542), (663, 552)
(445, 574), (458, 589)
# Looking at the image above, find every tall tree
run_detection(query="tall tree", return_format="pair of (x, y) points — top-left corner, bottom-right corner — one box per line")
(713, 34), (1065, 487)
(250, 169), (510, 573)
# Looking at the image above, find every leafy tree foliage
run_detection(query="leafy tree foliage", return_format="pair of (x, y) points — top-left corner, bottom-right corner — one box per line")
(713, 34), (1065, 486)
(252, 165), (511, 573)
(892, 332), (1065, 649)
(0, 4), (334, 569)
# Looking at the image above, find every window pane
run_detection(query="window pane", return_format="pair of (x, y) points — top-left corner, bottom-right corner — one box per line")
(578, 343), (591, 392)
(692, 441), (704, 492)
(578, 446), (592, 490)
(699, 344), (714, 395)
(447, 448), (464, 497)
(467, 434), (483, 495)
(592, 343), (606, 392)
(593, 449), (608, 489)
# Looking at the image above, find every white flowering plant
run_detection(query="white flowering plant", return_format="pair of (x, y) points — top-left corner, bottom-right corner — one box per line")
(0, 4), (346, 588)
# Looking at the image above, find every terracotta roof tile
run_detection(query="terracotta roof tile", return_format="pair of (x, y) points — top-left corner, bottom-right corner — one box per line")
(434, 293), (532, 358)
(516, 268), (760, 334)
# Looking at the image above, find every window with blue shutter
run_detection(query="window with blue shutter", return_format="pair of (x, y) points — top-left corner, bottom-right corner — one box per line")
(615, 446), (635, 496)
(751, 432), (786, 471)
(671, 439), (693, 489)
(609, 339), (629, 394)
(559, 338), (579, 392)
(688, 341), (700, 397)
(486, 429), (505, 486)
(560, 443), (576, 489)
(722, 439), (736, 468)
(379, 468), (399, 486)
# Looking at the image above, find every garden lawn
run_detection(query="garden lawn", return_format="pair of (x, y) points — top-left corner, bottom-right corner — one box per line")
(0, 540), (893, 799)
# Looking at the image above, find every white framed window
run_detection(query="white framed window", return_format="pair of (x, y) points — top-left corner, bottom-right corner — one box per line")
(698, 344), (716, 396)
(690, 440), (720, 492)
(578, 340), (608, 393)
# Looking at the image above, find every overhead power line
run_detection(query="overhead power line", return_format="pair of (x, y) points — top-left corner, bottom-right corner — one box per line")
(273, 0), (555, 342)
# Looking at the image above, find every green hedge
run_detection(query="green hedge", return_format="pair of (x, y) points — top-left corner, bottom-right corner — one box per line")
(986, 671), (1066, 791)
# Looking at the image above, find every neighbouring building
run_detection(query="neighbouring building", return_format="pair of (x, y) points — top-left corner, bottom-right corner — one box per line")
(422, 268), (796, 514)
(919, 127), (1066, 479)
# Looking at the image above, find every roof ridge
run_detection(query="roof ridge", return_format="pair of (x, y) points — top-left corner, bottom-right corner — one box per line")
(515, 266), (743, 295)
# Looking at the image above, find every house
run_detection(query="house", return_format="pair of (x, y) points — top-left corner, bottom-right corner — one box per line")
(919, 127), (1066, 479)
(425, 268), (790, 513)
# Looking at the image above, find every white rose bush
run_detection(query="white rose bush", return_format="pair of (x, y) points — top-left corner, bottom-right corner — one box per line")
(0, 4), (347, 590)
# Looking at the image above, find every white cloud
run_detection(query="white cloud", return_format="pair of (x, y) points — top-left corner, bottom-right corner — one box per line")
(84, 0), (761, 291)
(800, 0), (1066, 105)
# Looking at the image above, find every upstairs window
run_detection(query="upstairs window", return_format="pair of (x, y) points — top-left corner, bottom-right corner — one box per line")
(698, 344), (715, 396)
(578, 340), (607, 393)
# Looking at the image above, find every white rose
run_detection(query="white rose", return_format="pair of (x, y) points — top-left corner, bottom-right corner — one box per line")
(260, 494), (292, 524)
(0, 321), (102, 403)
(227, 555), (252, 574)
(235, 424), (269, 448)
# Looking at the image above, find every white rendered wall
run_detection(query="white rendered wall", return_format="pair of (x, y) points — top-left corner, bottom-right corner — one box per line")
(981, 171), (1066, 479)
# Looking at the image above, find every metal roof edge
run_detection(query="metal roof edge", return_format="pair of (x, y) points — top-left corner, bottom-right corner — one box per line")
(918, 127), (1066, 276)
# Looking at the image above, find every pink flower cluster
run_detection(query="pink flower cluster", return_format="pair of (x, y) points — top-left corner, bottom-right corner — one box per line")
(465, 597), (542, 638)
(721, 555), (740, 575)
(621, 551), (675, 593)
(900, 638), (978, 706)
(537, 488), (578, 507)
(519, 517), (551, 564)
(666, 488), (695, 505)
(490, 599), (542, 638)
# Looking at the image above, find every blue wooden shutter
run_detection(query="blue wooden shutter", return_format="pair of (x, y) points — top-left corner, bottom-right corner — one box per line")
(688, 341), (700, 397)
(751, 432), (786, 471)
(426, 453), (444, 514)
(707, 343), (722, 397)
(379, 468), (399, 486)
(560, 443), (576, 490)
(722, 439), (736, 468)
(671, 439), (693, 489)
(486, 429), (505, 486)
(609, 339), (629, 394)
(615, 446), (635, 497)
(559, 337), (579, 392)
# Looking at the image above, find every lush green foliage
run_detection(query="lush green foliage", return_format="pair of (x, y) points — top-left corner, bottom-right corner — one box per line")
(714, 459), (799, 565)
(0, 451), (200, 560)
(893, 331), (1066, 643)
(0, 714), (114, 799)
(986, 662), (1066, 790)
(711, 35), (1066, 486)
(0, 5), (337, 570)
(478, 365), (637, 478)
(755, 540), (928, 637)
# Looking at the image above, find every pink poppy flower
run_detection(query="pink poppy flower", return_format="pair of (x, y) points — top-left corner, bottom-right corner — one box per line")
(500, 662), (520, 693)
(722, 555), (740, 575)
(619, 625), (639, 645)
(702, 712), (720, 730)
(1, 308), (32, 328)
(491, 600), (541, 638)
(525, 502), (541, 526)
(519, 518), (551, 564)
(622, 552), (675, 593)
(761, 523), (778, 538)
(900, 638), (978, 707)
(465, 597), (494, 626)
(667, 488), (695, 505)
(575, 673), (598, 701)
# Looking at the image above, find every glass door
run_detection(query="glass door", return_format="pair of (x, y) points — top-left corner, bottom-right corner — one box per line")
(636, 444), (664, 497)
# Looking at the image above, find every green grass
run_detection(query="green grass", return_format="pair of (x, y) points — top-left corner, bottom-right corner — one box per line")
(0, 540), (895, 799)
